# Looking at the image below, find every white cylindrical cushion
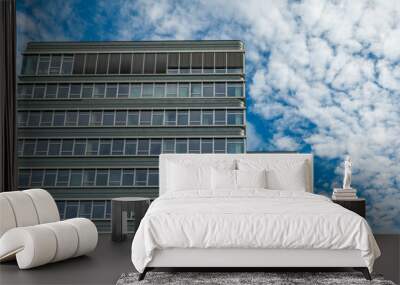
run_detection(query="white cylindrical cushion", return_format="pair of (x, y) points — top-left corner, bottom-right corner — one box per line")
(64, 218), (98, 257)
(24, 189), (60, 223)
(0, 196), (17, 237)
(1, 191), (39, 227)
(42, 221), (78, 262)
(0, 226), (57, 269)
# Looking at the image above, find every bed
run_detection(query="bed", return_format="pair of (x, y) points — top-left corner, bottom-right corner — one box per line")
(131, 154), (380, 280)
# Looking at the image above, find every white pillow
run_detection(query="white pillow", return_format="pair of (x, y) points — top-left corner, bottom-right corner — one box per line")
(167, 162), (211, 191)
(266, 162), (307, 191)
(211, 168), (236, 191)
(236, 169), (267, 189)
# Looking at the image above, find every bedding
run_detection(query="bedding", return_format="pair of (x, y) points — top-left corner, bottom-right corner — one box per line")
(131, 190), (380, 273)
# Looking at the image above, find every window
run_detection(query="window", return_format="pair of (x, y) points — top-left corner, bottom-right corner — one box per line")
(109, 169), (122, 186)
(92, 201), (106, 218)
(155, 53), (167, 73)
(40, 111), (53, 126)
(94, 84), (105, 98)
(85, 54), (97, 74)
(57, 84), (69, 98)
(120, 53), (132, 74)
(122, 169), (134, 186)
(91, 111), (102, 126)
(177, 110), (188, 126)
(28, 112), (40, 126)
(87, 140), (99, 155)
(130, 84), (141, 97)
(106, 84), (118, 98)
(140, 111), (151, 125)
(148, 170), (159, 186)
(99, 139), (111, 155)
(66, 111), (78, 126)
(70, 170), (83, 186)
(33, 84), (45, 98)
(165, 110), (176, 125)
(78, 111), (90, 126)
(54, 111), (65, 126)
(17, 84), (33, 98)
(179, 83), (189, 97)
(189, 110), (201, 125)
(96, 169), (108, 186)
(179, 53), (190, 73)
(125, 139), (137, 155)
(18, 112), (28, 126)
(152, 111), (164, 125)
(96, 54), (108, 74)
(61, 55), (73, 74)
(46, 84), (57, 98)
(135, 169), (147, 186)
(112, 139), (124, 155)
(166, 83), (177, 97)
(70, 84), (81, 98)
(137, 139), (149, 155)
(19, 170), (30, 187)
(203, 83), (213, 97)
(163, 139), (175, 153)
(150, 139), (161, 155)
(189, 139), (200, 153)
(144, 53), (155, 74)
(37, 55), (50, 74)
(48, 140), (61, 155)
(202, 110), (213, 125)
(21, 55), (38, 75)
(35, 140), (48, 155)
(191, 83), (201, 97)
(201, 139), (213, 153)
(167, 53), (178, 73)
(49, 55), (61, 74)
(127, 111), (139, 125)
(227, 83), (243, 97)
(115, 111), (127, 126)
(227, 110), (243, 125)
(74, 140), (86, 156)
(132, 53), (144, 74)
(72, 54), (85, 74)
(43, 170), (57, 186)
(17, 140), (23, 156)
(79, 201), (92, 218)
(191, 52), (202, 73)
(214, 139), (226, 153)
(215, 110), (226, 125)
(23, 140), (35, 155)
(203, 52), (214, 73)
(176, 139), (187, 153)
(227, 139), (244, 153)
(83, 169), (96, 186)
(118, 84), (129, 98)
(154, 84), (165, 97)
(65, 201), (79, 219)
(82, 84), (93, 98)
(61, 140), (73, 155)
(31, 170), (44, 186)
(56, 201), (66, 219)
(227, 52), (243, 73)
(215, 52), (226, 73)
(215, 83), (226, 97)
(142, 84), (153, 97)
(57, 170), (70, 186)
(103, 111), (115, 126)
(108, 53), (120, 74)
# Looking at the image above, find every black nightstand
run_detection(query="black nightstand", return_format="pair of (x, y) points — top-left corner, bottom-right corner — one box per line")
(332, 198), (366, 218)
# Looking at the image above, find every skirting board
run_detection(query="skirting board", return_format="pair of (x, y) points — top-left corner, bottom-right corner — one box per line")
(148, 248), (366, 268)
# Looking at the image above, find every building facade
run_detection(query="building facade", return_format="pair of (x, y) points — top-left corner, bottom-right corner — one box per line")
(17, 41), (246, 231)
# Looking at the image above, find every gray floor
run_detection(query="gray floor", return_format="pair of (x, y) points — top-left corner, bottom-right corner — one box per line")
(1, 234), (399, 285)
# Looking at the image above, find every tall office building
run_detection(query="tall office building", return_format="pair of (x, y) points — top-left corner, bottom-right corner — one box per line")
(17, 41), (246, 231)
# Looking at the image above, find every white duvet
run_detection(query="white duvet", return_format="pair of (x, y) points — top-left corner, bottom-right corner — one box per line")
(131, 190), (380, 273)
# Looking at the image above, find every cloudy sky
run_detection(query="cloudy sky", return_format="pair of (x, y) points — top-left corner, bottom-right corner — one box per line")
(17, 0), (400, 233)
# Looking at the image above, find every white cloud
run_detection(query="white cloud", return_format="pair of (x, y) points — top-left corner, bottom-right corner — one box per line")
(246, 122), (264, 151)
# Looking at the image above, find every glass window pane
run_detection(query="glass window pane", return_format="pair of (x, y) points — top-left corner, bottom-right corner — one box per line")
(43, 170), (57, 186)
(74, 140), (86, 156)
(87, 140), (99, 155)
(166, 83), (177, 97)
(179, 53), (190, 73)
(122, 170), (134, 186)
(130, 84), (141, 97)
(70, 170), (83, 186)
(82, 84), (93, 98)
(78, 111), (90, 126)
(214, 139), (226, 153)
(18, 170), (30, 187)
(154, 84), (165, 97)
(99, 139), (111, 155)
(132, 53), (144, 74)
(215, 110), (226, 125)
(189, 139), (200, 153)
(57, 84), (69, 98)
(179, 83), (189, 97)
(118, 84), (129, 98)
(70, 84), (81, 98)
(106, 84), (117, 98)
(127, 111), (139, 126)
(167, 53), (178, 73)
(90, 111), (102, 126)
(56, 201), (66, 219)
(150, 139), (161, 155)
(189, 110), (201, 125)
(152, 111), (164, 125)
(191, 52), (202, 73)
(40, 111), (53, 126)
(203, 52), (214, 73)
(115, 111), (127, 126)
(65, 201), (79, 219)
(109, 169), (122, 186)
(215, 83), (226, 97)
(191, 83), (201, 97)
(202, 111), (213, 125)
(23, 140), (35, 155)
(120, 53), (132, 74)
(61, 140), (73, 155)
(35, 140), (48, 155)
(92, 201), (105, 219)
(103, 111), (115, 126)
(48, 140), (61, 155)
(28, 112), (40, 126)
(163, 139), (175, 153)
(176, 139), (187, 153)
(125, 140), (137, 155)
(84, 54), (97, 74)
(66, 111), (78, 126)
(140, 111), (151, 125)
(144, 53), (155, 74)
(83, 169), (96, 186)
(46, 84), (57, 98)
(142, 84), (153, 97)
(21, 55), (38, 75)
(31, 169), (44, 186)
(96, 54), (109, 74)
(94, 84), (105, 98)
(17, 84), (33, 99)
(61, 55), (73, 74)
(137, 139), (149, 155)
(108, 53), (121, 74)
(18, 112), (28, 126)
(201, 139), (213, 153)
(57, 170), (70, 186)
(203, 83), (213, 97)
(135, 169), (147, 186)
(33, 84), (45, 98)
(79, 201), (92, 218)
(177, 110), (188, 126)
(215, 52), (226, 72)
(96, 170), (108, 186)
(155, 53), (167, 73)
(112, 139), (124, 155)
(227, 52), (243, 72)
(54, 111), (65, 126)
(165, 111), (176, 125)
(227, 139), (244, 153)
(148, 170), (159, 186)
(38, 55), (50, 74)
(227, 83), (243, 97)
(72, 54), (85, 74)
(227, 110), (243, 125)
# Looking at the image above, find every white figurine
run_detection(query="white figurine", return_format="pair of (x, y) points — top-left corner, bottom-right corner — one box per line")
(343, 155), (352, 189)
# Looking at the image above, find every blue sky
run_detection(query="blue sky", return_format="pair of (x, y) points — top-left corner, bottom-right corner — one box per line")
(17, 0), (400, 233)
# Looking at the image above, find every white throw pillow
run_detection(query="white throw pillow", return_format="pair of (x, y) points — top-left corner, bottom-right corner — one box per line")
(211, 168), (236, 191)
(168, 162), (211, 191)
(266, 161), (307, 191)
(236, 169), (267, 189)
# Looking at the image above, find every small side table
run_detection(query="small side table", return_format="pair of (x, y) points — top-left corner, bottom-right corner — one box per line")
(332, 198), (366, 218)
(111, 197), (151, 242)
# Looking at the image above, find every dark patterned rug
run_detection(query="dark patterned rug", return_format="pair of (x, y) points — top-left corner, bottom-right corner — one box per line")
(116, 271), (396, 285)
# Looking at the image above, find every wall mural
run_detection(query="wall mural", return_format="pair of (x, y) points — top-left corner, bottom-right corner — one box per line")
(17, 0), (400, 233)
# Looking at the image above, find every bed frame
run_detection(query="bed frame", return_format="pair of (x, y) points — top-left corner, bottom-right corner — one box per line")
(139, 154), (371, 281)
